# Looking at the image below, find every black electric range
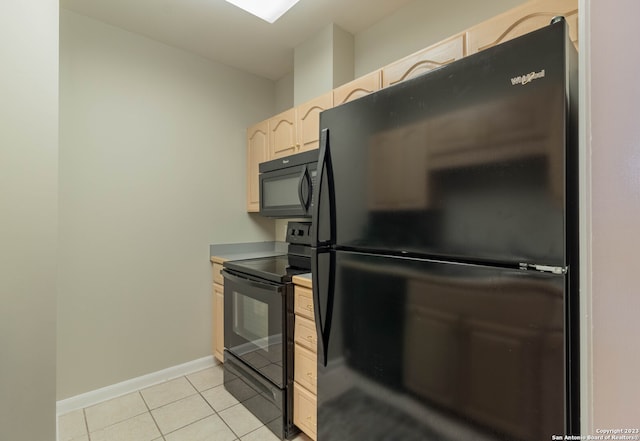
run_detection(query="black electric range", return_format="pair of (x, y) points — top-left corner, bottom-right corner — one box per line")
(222, 222), (312, 440)
(223, 255), (309, 285)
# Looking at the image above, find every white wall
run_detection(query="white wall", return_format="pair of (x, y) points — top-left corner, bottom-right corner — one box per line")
(294, 24), (336, 105)
(354, 0), (526, 76)
(294, 23), (355, 105)
(275, 71), (294, 113)
(0, 1), (58, 439)
(589, 0), (640, 429)
(58, 9), (276, 399)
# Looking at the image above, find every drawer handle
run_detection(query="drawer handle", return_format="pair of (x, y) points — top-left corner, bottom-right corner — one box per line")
(306, 371), (314, 379)
(306, 304), (312, 311)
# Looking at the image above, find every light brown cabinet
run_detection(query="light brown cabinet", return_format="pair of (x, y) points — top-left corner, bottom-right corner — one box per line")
(213, 282), (224, 363)
(333, 70), (381, 106)
(293, 382), (317, 440)
(292, 276), (317, 441)
(269, 108), (297, 160)
(211, 259), (226, 364)
(246, 120), (269, 212)
(297, 93), (333, 153)
(382, 34), (465, 88)
(467, 0), (578, 54)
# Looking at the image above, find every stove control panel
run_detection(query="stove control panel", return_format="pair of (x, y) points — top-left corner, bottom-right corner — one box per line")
(286, 221), (312, 245)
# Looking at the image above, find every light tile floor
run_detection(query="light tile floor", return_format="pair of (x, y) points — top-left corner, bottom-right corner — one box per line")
(58, 364), (312, 441)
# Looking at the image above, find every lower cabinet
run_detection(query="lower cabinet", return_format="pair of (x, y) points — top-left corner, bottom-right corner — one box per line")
(292, 277), (317, 440)
(211, 258), (226, 363)
(294, 382), (317, 439)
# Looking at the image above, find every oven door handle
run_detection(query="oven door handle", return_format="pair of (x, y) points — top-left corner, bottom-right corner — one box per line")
(221, 270), (282, 293)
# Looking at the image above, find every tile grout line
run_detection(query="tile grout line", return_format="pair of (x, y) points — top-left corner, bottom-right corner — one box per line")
(145, 372), (227, 439)
(184, 371), (244, 440)
(83, 408), (92, 441)
(138, 390), (167, 441)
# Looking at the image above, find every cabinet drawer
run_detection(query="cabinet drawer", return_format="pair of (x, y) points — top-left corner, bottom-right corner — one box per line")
(293, 382), (317, 440)
(294, 285), (314, 321)
(212, 262), (224, 285)
(294, 343), (317, 394)
(295, 315), (317, 353)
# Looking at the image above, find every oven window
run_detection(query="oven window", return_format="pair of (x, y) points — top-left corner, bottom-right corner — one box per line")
(233, 291), (269, 351)
(263, 175), (299, 208)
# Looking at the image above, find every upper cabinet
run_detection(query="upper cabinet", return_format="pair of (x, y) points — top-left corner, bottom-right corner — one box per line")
(297, 92), (333, 153)
(466, 0), (578, 54)
(333, 70), (382, 106)
(269, 108), (297, 160)
(246, 120), (269, 212)
(247, 121), (269, 212)
(382, 34), (465, 88)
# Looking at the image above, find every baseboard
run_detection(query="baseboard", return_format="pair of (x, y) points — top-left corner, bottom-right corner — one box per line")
(56, 355), (217, 416)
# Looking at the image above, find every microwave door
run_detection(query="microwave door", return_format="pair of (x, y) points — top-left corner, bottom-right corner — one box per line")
(260, 164), (316, 218)
(260, 167), (302, 217)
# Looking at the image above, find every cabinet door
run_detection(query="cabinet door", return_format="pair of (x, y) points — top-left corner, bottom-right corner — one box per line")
(246, 120), (269, 212)
(297, 92), (333, 153)
(382, 34), (465, 88)
(294, 343), (317, 394)
(294, 315), (317, 353)
(294, 285), (314, 320)
(213, 282), (224, 363)
(293, 382), (317, 440)
(211, 262), (224, 285)
(467, 0), (578, 54)
(269, 108), (297, 159)
(333, 70), (381, 106)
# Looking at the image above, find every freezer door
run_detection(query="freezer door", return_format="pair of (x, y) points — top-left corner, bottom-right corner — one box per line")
(316, 250), (566, 441)
(318, 22), (576, 267)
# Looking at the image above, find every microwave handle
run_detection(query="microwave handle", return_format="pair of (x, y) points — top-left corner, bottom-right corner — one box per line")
(298, 165), (311, 211)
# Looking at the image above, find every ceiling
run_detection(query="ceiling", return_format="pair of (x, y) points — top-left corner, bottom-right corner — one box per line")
(60, 0), (415, 81)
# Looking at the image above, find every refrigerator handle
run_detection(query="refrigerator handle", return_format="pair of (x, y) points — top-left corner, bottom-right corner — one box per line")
(312, 128), (336, 247)
(311, 249), (335, 367)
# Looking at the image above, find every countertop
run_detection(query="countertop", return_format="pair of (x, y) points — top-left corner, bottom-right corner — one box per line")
(293, 273), (312, 288)
(210, 241), (287, 263)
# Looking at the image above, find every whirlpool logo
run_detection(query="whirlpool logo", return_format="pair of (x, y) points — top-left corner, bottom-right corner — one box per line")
(510, 69), (545, 86)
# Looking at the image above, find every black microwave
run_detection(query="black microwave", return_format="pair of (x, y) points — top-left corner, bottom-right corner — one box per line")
(259, 150), (318, 218)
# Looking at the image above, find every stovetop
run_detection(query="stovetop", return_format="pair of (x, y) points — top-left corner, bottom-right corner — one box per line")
(223, 255), (309, 284)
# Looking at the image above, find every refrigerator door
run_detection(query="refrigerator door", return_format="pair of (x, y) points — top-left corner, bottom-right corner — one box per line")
(315, 250), (566, 441)
(316, 22), (576, 267)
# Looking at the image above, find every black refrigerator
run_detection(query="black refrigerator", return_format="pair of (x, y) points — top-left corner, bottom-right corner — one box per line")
(310, 20), (578, 441)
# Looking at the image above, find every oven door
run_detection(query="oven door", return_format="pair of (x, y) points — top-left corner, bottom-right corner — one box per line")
(259, 163), (316, 218)
(223, 269), (286, 388)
